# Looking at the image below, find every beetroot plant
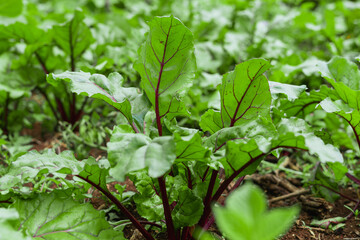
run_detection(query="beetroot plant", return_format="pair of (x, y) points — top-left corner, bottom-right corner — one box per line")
(0, 16), (343, 240)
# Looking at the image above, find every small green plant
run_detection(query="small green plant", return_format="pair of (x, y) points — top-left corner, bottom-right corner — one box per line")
(211, 183), (299, 240)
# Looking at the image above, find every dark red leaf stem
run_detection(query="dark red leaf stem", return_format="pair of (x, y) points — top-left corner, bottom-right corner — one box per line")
(198, 170), (218, 226)
(346, 172), (360, 186)
(158, 176), (176, 240)
(76, 175), (154, 240)
(153, 18), (177, 240)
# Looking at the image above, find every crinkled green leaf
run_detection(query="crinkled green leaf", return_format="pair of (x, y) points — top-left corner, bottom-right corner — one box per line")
(13, 191), (124, 239)
(134, 15), (196, 119)
(220, 59), (271, 127)
(277, 118), (343, 164)
(280, 86), (334, 118)
(129, 171), (164, 221)
(0, 0), (23, 17)
(52, 10), (94, 59)
(174, 132), (210, 162)
(108, 130), (176, 181)
(269, 81), (307, 101)
(78, 158), (111, 193)
(47, 71), (150, 124)
(172, 188), (203, 228)
(0, 150), (84, 194)
(200, 109), (223, 134)
(206, 117), (342, 178)
(213, 183), (298, 240)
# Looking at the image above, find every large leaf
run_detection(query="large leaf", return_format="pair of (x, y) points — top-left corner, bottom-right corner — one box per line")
(0, 150), (84, 194)
(205, 118), (343, 178)
(108, 127), (176, 181)
(134, 15), (196, 119)
(47, 71), (150, 124)
(0, 0), (23, 17)
(13, 191), (124, 239)
(0, 208), (30, 240)
(52, 10), (94, 61)
(213, 183), (298, 240)
(219, 58), (271, 127)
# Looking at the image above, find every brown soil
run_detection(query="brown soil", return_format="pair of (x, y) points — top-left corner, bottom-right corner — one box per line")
(23, 127), (360, 240)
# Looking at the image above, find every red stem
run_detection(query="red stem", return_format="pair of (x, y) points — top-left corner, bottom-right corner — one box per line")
(198, 170), (218, 226)
(346, 172), (360, 186)
(76, 175), (154, 240)
(158, 176), (176, 240)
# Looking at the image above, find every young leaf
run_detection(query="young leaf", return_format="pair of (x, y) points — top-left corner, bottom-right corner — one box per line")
(13, 191), (124, 239)
(52, 10), (94, 67)
(213, 183), (298, 240)
(134, 15), (196, 120)
(199, 109), (223, 134)
(219, 58), (271, 127)
(129, 171), (165, 221)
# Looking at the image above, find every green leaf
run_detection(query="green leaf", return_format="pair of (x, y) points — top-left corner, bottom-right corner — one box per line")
(108, 129), (176, 181)
(52, 10), (94, 60)
(317, 56), (360, 147)
(0, 0), (23, 17)
(205, 117), (342, 178)
(134, 15), (196, 119)
(13, 191), (124, 239)
(0, 208), (30, 240)
(78, 158), (111, 193)
(174, 132), (210, 162)
(277, 118), (343, 164)
(269, 81), (307, 101)
(199, 109), (223, 134)
(129, 171), (164, 221)
(0, 22), (46, 44)
(0, 72), (33, 99)
(0, 150), (84, 194)
(280, 86), (333, 118)
(219, 59), (271, 127)
(213, 183), (298, 240)
(172, 188), (203, 228)
(318, 56), (360, 109)
(47, 71), (150, 124)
